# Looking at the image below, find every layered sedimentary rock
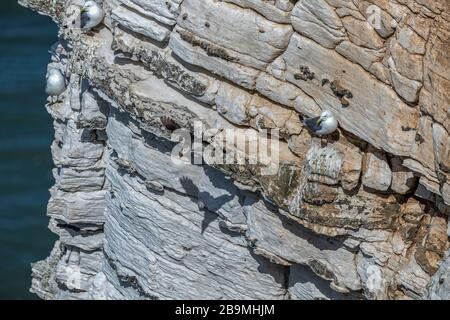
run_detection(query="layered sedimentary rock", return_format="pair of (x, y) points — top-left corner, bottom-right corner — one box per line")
(21, 0), (449, 299)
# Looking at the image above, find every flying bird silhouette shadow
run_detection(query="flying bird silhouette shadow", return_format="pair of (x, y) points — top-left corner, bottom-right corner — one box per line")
(179, 176), (235, 234)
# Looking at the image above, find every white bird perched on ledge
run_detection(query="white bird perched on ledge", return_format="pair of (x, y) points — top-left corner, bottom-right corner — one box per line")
(45, 68), (66, 102)
(80, 1), (104, 31)
(302, 110), (338, 136)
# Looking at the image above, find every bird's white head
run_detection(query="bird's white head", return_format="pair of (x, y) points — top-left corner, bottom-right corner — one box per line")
(47, 68), (61, 78)
(319, 110), (334, 123)
(320, 110), (333, 120)
(84, 1), (96, 8)
(82, 1), (97, 12)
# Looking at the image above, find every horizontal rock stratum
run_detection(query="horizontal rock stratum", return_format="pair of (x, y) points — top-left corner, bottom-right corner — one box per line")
(21, 0), (449, 299)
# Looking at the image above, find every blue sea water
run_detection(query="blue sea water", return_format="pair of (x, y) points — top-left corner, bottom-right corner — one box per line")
(0, 1), (58, 299)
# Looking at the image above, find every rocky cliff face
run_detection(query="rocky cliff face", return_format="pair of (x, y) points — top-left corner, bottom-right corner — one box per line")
(21, 0), (449, 299)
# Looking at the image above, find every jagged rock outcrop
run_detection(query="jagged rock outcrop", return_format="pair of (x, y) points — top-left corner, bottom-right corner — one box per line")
(21, 0), (449, 299)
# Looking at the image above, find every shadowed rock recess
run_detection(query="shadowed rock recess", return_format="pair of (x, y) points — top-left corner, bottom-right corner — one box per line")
(21, 0), (449, 300)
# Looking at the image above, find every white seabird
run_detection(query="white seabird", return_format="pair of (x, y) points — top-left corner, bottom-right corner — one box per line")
(80, 1), (104, 31)
(45, 69), (66, 102)
(303, 110), (338, 136)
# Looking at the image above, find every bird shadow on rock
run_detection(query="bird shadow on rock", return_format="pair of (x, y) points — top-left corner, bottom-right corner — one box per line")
(175, 176), (289, 290)
(179, 166), (245, 234)
(179, 176), (230, 234)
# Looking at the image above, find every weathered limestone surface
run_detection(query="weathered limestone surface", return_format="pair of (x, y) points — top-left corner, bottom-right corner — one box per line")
(21, 0), (449, 300)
